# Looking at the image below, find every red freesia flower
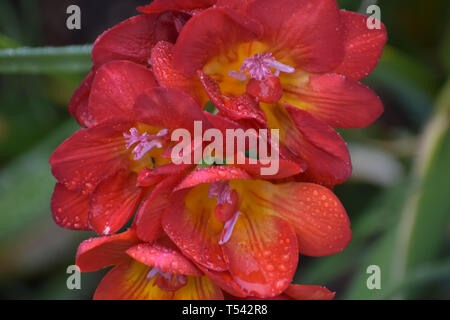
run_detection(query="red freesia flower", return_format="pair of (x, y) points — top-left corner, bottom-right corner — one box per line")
(151, 0), (387, 186)
(50, 61), (213, 234)
(76, 228), (334, 300)
(158, 166), (350, 297)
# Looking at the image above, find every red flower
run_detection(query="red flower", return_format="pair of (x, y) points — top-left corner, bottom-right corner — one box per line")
(151, 0), (387, 186)
(159, 166), (350, 297)
(50, 61), (212, 234)
(76, 228), (335, 300)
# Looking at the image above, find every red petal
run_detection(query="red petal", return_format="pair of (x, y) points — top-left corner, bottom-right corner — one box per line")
(247, 0), (344, 73)
(221, 211), (298, 298)
(151, 41), (208, 105)
(175, 166), (252, 191)
(49, 120), (132, 193)
(89, 170), (144, 235)
(198, 71), (267, 125)
(138, 0), (216, 14)
(198, 267), (247, 298)
(135, 174), (183, 242)
(285, 73), (384, 128)
(89, 61), (157, 124)
(76, 228), (139, 272)
(335, 10), (387, 80)
(231, 159), (304, 180)
(174, 8), (263, 77)
(126, 242), (202, 276)
(134, 87), (209, 132)
(162, 188), (227, 271)
(68, 71), (95, 127)
(51, 183), (90, 231)
(264, 181), (352, 256)
(94, 260), (223, 300)
(277, 105), (352, 187)
(284, 284), (335, 300)
(92, 14), (177, 66)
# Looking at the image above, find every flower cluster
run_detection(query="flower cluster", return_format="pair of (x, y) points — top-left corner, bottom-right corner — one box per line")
(50, 0), (386, 300)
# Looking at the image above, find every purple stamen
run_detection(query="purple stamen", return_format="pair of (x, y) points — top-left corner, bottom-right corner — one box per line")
(208, 181), (232, 205)
(123, 128), (168, 161)
(219, 211), (242, 245)
(232, 53), (295, 81)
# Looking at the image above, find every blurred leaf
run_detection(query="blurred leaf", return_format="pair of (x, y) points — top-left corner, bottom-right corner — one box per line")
(0, 45), (92, 74)
(344, 80), (450, 299)
(0, 120), (79, 242)
(366, 46), (437, 128)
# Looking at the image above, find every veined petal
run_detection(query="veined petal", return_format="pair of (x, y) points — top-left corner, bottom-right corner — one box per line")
(49, 120), (132, 193)
(221, 209), (298, 298)
(89, 61), (157, 124)
(138, 0), (217, 14)
(263, 104), (351, 187)
(163, 187), (227, 271)
(283, 73), (384, 128)
(174, 8), (263, 77)
(335, 10), (387, 80)
(92, 14), (177, 66)
(126, 241), (202, 276)
(76, 228), (139, 272)
(151, 41), (208, 105)
(175, 166), (252, 191)
(135, 174), (183, 242)
(89, 170), (144, 235)
(247, 0), (344, 73)
(51, 183), (90, 231)
(68, 70), (95, 127)
(134, 87), (210, 132)
(233, 179), (351, 256)
(94, 260), (223, 300)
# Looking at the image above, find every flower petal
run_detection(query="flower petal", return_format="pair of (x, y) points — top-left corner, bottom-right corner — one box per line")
(68, 71), (95, 127)
(284, 73), (384, 128)
(334, 10), (387, 80)
(151, 41), (208, 106)
(263, 104), (351, 187)
(76, 228), (139, 272)
(89, 170), (144, 235)
(138, 0), (216, 14)
(94, 260), (223, 300)
(284, 284), (335, 300)
(134, 87), (210, 132)
(221, 209), (299, 298)
(51, 183), (90, 231)
(126, 241), (202, 276)
(174, 8), (263, 77)
(92, 14), (177, 66)
(247, 0), (344, 73)
(238, 180), (351, 256)
(135, 174), (184, 242)
(88, 61), (157, 124)
(163, 187), (227, 271)
(198, 71), (267, 125)
(175, 166), (252, 191)
(49, 120), (132, 193)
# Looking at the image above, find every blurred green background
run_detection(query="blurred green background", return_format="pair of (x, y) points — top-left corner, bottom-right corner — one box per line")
(0, 0), (449, 300)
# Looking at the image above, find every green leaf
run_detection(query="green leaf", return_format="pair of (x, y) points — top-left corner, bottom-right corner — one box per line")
(0, 45), (93, 74)
(344, 81), (450, 299)
(0, 120), (79, 242)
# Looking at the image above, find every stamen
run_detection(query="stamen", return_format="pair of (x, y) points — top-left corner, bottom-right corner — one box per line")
(123, 128), (168, 161)
(219, 211), (242, 245)
(208, 181), (232, 205)
(236, 53), (295, 81)
(228, 70), (248, 82)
